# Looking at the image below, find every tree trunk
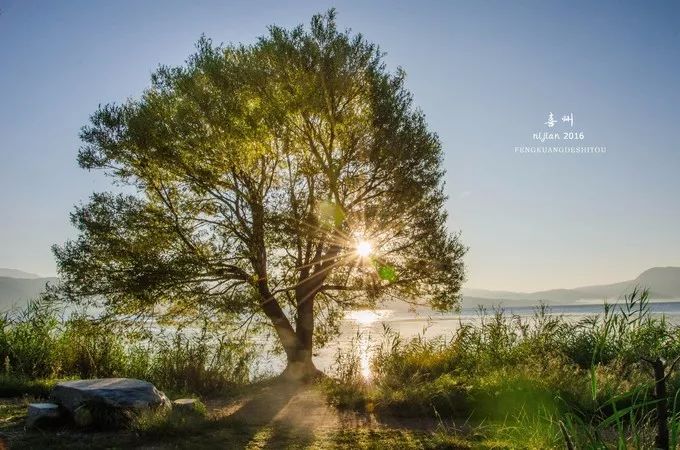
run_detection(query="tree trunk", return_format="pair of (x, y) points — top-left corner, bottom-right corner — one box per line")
(295, 285), (314, 361)
(255, 280), (299, 362)
(255, 280), (321, 382)
(281, 282), (321, 381)
(250, 195), (311, 377)
(252, 226), (339, 382)
(281, 353), (320, 382)
(282, 243), (342, 381)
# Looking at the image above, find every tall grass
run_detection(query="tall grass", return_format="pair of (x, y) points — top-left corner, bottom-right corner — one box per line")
(324, 289), (680, 448)
(0, 299), (254, 397)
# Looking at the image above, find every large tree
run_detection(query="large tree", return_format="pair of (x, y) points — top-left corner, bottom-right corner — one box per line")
(54, 10), (466, 379)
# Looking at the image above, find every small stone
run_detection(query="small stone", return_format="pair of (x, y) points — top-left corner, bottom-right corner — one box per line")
(173, 398), (198, 409)
(26, 403), (61, 427)
(172, 398), (204, 414)
(173, 398), (197, 407)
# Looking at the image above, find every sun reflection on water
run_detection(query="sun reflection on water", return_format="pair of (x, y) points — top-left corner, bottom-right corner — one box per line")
(345, 309), (391, 381)
(357, 333), (371, 381)
(346, 309), (386, 325)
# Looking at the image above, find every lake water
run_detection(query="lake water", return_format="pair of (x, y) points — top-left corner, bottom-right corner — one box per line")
(260, 300), (680, 379)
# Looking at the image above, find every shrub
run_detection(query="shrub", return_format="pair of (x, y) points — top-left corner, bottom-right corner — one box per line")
(0, 299), (254, 397)
(325, 289), (680, 447)
(0, 301), (60, 378)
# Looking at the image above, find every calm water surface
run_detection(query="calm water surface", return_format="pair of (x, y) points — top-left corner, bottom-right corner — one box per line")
(261, 301), (680, 379)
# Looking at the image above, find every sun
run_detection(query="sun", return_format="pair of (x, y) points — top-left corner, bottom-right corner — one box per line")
(356, 240), (372, 257)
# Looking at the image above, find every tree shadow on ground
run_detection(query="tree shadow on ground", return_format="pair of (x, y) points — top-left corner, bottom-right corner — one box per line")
(2, 381), (480, 449)
(224, 379), (314, 447)
(259, 421), (316, 449)
(229, 379), (302, 425)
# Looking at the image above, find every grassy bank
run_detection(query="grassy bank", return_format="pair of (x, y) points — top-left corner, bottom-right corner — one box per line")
(323, 289), (680, 448)
(2, 290), (680, 448)
(0, 299), (254, 398)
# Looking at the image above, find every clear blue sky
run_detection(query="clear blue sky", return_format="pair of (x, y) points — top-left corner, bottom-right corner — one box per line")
(1, 1), (679, 291)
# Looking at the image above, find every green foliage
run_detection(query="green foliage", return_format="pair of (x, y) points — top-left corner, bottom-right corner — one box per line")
(0, 375), (56, 398)
(56, 316), (128, 378)
(0, 300), (60, 378)
(0, 299), (253, 396)
(325, 290), (680, 447)
(322, 332), (369, 411)
(133, 327), (252, 395)
(134, 400), (207, 436)
(53, 9), (466, 365)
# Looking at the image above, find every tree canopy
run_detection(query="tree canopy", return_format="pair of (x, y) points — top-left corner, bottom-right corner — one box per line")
(54, 10), (466, 378)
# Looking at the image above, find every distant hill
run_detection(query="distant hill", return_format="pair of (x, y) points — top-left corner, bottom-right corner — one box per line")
(462, 267), (680, 306)
(0, 276), (58, 310)
(0, 268), (42, 279)
(2, 266), (678, 312)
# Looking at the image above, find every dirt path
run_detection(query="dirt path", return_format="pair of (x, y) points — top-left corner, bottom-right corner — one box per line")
(207, 381), (370, 431)
(0, 383), (475, 449)
(197, 380), (458, 449)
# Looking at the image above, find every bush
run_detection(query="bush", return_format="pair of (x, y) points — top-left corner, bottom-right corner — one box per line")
(56, 316), (128, 378)
(0, 375), (56, 398)
(0, 299), (254, 397)
(325, 289), (680, 447)
(0, 301), (60, 378)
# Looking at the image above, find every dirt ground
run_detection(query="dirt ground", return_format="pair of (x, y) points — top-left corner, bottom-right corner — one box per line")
(0, 381), (481, 449)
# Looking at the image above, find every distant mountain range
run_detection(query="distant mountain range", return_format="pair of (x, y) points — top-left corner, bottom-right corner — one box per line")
(461, 267), (680, 308)
(0, 269), (58, 310)
(0, 266), (678, 312)
(0, 268), (43, 279)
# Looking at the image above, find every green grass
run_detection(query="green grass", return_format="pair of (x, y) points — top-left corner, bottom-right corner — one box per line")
(0, 409), (529, 449)
(2, 289), (679, 448)
(0, 394), (499, 450)
(323, 289), (680, 448)
(0, 298), (254, 397)
(0, 375), (58, 398)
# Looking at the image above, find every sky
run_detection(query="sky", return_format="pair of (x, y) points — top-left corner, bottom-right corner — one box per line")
(1, 1), (679, 291)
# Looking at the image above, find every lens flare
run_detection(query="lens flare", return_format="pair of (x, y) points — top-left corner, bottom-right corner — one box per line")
(356, 240), (372, 257)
